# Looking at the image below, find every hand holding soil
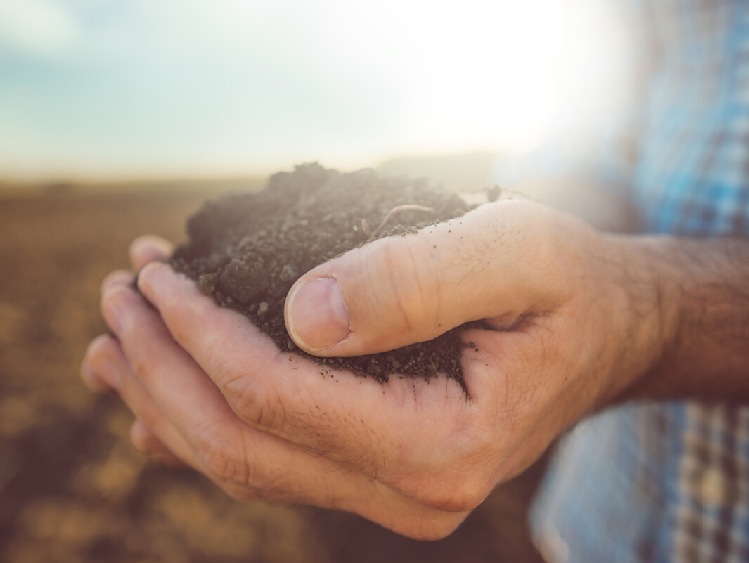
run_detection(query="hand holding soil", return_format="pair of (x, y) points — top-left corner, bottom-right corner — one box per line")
(168, 164), (476, 387)
(82, 185), (669, 538)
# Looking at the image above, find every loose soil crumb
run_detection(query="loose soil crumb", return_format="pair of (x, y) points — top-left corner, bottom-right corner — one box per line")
(170, 163), (478, 387)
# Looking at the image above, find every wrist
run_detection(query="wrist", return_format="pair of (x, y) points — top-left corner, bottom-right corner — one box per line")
(599, 235), (680, 404)
(606, 236), (749, 403)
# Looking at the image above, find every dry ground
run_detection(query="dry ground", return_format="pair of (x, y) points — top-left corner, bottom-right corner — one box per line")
(0, 185), (545, 563)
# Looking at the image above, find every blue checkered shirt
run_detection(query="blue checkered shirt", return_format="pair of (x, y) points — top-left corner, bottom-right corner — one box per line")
(508, 1), (749, 561)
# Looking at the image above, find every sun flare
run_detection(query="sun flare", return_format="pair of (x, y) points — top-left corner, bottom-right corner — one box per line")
(343, 0), (629, 157)
(0, 0), (627, 179)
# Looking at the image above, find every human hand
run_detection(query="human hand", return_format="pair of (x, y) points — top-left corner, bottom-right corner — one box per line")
(82, 200), (665, 539)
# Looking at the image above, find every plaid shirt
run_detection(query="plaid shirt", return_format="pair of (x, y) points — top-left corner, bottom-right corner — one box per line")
(521, 1), (749, 561)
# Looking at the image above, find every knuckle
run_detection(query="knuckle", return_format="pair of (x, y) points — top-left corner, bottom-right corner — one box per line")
(224, 376), (287, 433)
(205, 344), (244, 383)
(129, 352), (151, 385)
(193, 422), (250, 487)
(203, 447), (243, 486)
(219, 481), (257, 501)
(397, 423), (497, 513)
(445, 478), (487, 511)
(418, 474), (490, 513)
(217, 465), (287, 503)
(191, 324), (249, 385)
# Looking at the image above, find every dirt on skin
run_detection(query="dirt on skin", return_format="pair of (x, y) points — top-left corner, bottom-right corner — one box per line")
(170, 163), (483, 387)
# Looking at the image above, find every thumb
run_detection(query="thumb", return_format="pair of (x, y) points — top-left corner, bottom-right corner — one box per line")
(284, 201), (563, 357)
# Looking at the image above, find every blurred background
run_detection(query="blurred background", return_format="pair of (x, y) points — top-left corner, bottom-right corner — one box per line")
(0, 0), (631, 183)
(0, 0), (630, 561)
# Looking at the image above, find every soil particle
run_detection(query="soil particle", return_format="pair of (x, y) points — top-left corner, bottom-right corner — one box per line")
(170, 163), (477, 387)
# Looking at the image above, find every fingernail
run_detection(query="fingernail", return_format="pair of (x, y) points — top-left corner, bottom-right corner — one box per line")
(286, 277), (350, 351)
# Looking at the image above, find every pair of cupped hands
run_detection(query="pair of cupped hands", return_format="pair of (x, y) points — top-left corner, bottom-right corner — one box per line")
(81, 200), (662, 539)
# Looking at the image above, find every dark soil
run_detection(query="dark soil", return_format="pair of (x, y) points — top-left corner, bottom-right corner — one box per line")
(170, 163), (478, 387)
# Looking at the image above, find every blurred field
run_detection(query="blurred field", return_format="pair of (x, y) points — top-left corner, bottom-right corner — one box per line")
(0, 184), (545, 563)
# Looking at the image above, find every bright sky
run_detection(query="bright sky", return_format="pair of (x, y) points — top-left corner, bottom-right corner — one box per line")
(0, 0), (627, 181)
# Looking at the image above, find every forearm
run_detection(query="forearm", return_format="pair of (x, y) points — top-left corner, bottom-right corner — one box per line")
(620, 236), (749, 402)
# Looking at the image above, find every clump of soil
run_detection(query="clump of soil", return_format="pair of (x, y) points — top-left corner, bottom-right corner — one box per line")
(169, 163), (477, 387)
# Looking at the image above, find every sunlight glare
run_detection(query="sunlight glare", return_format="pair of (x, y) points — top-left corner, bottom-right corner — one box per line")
(360, 0), (626, 157)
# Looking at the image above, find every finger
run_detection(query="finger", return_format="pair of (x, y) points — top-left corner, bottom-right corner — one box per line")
(104, 280), (471, 536)
(82, 334), (120, 392)
(135, 263), (499, 508)
(284, 200), (568, 356)
(101, 269), (134, 294)
(130, 420), (186, 466)
(82, 329), (201, 467)
(129, 235), (174, 271)
(84, 271), (134, 392)
(99, 270), (137, 336)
